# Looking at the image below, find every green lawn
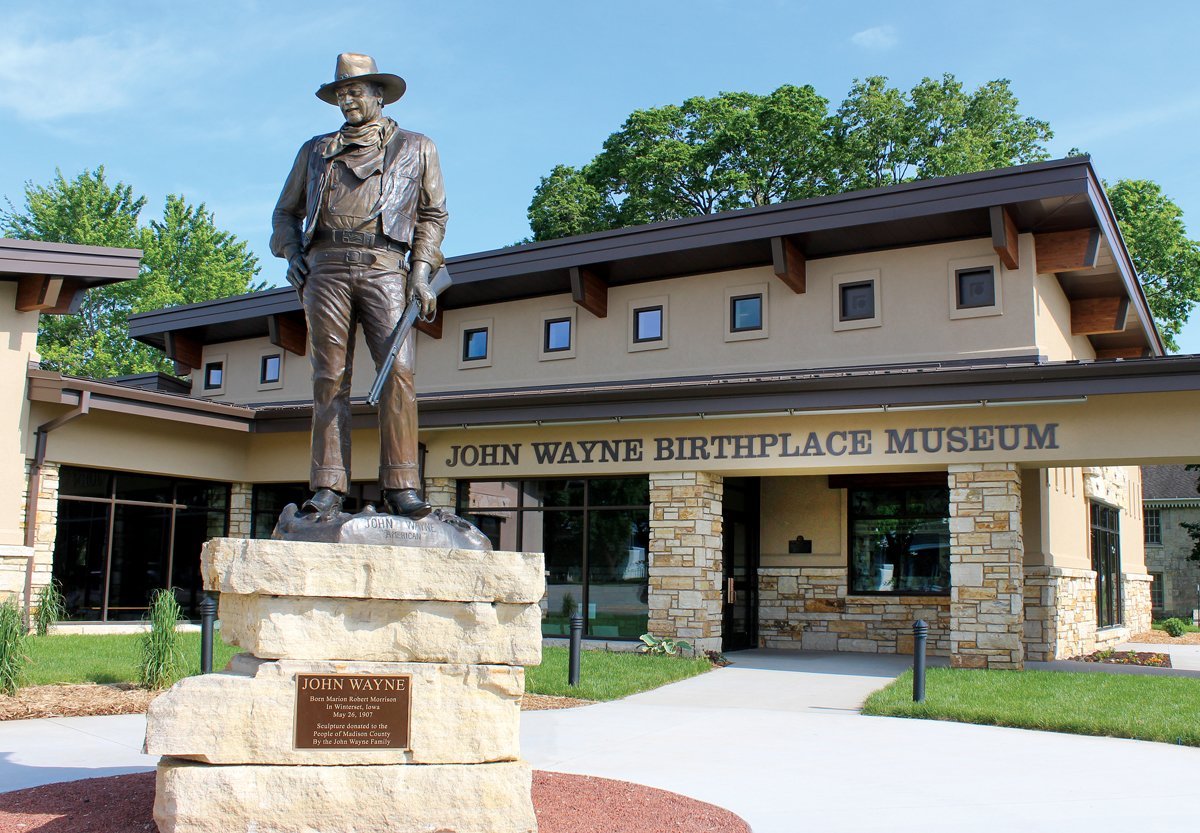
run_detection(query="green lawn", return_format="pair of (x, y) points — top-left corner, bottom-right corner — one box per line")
(24, 633), (238, 686)
(20, 635), (708, 701)
(863, 668), (1200, 746)
(527, 647), (709, 700)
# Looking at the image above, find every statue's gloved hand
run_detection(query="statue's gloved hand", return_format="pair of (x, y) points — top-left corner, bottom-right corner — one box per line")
(285, 252), (309, 291)
(410, 260), (437, 319)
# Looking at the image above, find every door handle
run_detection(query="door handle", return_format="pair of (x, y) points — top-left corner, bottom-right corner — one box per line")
(726, 578), (736, 605)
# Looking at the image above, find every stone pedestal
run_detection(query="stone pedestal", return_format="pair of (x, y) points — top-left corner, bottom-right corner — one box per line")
(146, 538), (543, 833)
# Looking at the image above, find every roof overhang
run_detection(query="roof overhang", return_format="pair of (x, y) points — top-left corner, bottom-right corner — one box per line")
(1, 238), (141, 315)
(128, 157), (1165, 361)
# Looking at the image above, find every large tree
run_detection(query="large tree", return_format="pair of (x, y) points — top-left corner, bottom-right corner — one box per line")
(1106, 180), (1200, 351)
(2, 167), (264, 378)
(528, 74), (1053, 240)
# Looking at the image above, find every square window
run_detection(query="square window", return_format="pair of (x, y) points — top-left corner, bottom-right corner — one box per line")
(730, 294), (763, 332)
(839, 281), (875, 321)
(956, 267), (996, 309)
(260, 354), (281, 385)
(462, 327), (489, 361)
(544, 317), (572, 352)
(203, 361), (223, 390)
(633, 306), (663, 343)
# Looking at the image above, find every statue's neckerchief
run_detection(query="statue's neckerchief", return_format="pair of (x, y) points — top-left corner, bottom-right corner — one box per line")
(323, 117), (396, 179)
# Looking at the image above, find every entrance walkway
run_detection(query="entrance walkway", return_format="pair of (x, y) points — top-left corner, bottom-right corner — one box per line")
(0, 650), (1197, 832)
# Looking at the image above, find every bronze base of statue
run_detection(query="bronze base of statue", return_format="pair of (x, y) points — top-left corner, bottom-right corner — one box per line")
(272, 503), (492, 550)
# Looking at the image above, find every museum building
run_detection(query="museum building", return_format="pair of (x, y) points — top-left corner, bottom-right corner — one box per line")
(4, 156), (1200, 670)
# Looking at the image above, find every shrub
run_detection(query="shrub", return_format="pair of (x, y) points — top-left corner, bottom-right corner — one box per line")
(638, 633), (693, 657)
(138, 589), (183, 690)
(34, 580), (66, 636)
(0, 599), (29, 695)
(1162, 618), (1189, 638)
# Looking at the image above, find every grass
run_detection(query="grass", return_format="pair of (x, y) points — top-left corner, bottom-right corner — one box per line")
(25, 633), (238, 686)
(521, 646), (710, 701)
(22, 636), (707, 701)
(863, 667), (1200, 746)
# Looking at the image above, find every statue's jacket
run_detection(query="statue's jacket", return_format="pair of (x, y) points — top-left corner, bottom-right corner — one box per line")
(271, 124), (447, 270)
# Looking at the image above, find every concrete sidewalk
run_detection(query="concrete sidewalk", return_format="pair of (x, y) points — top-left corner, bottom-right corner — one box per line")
(1, 650), (1198, 832)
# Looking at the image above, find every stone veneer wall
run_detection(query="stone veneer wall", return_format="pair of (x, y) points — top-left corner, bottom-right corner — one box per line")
(648, 472), (723, 653)
(1121, 572), (1153, 637)
(758, 567), (950, 655)
(424, 477), (457, 512)
(12, 461), (59, 611)
(1023, 567), (1096, 660)
(228, 483), (253, 538)
(949, 463), (1024, 669)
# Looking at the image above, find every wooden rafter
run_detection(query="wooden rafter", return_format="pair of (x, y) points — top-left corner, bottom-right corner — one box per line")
(14, 275), (63, 311)
(989, 206), (1019, 270)
(1035, 229), (1101, 274)
(1095, 346), (1149, 360)
(164, 331), (203, 371)
(570, 266), (608, 318)
(268, 312), (308, 356)
(770, 236), (806, 293)
(1071, 296), (1129, 336)
(415, 308), (443, 339)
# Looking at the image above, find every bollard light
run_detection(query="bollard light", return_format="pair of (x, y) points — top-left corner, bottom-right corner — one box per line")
(200, 592), (218, 674)
(568, 614), (583, 687)
(912, 619), (928, 703)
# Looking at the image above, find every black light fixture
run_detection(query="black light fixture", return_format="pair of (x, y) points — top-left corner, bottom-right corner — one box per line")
(788, 535), (812, 554)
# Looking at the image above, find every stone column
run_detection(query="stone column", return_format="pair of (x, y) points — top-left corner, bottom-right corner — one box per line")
(648, 472), (723, 653)
(16, 461), (59, 611)
(228, 483), (254, 538)
(948, 463), (1024, 670)
(424, 477), (457, 512)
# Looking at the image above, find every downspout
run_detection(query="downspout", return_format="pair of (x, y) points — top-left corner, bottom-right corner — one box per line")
(23, 390), (90, 629)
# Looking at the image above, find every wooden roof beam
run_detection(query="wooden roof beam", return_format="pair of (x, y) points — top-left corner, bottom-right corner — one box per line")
(415, 308), (444, 339)
(15, 274), (63, 312)
(268, 312), (308, 356)
(770, 236), (806, 293)
(1095, 346), (1150, 360)
(570, 266), (608, 318)
(1036, 228), (1101, 274)
(989, 206), (1019, 270)
(164, 331), (203, 372)
(1071, 296), (1129, 336)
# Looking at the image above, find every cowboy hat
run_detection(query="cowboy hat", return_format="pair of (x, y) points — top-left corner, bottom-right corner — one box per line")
(316, 53), (406, 105)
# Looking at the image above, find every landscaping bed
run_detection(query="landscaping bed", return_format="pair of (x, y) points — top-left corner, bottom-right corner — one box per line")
(1131, 629), (1200, 645)
(1072, 649), (1172, 667)
(863, 667), (1200, 746)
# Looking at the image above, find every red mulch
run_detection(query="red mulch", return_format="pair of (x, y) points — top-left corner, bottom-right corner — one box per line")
(0, 770), (751, 833)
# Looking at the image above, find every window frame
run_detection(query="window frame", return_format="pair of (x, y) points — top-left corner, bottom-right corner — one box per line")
(457, 318), (494, 369)
(845, 481), (951, 597)
(628, 296), (669, 352)
(1149, 571), (1165, 610)
(539, 307), (577, 361)
(1090, 501), (1123, 629)
(1143, 507), (1162, 546)
(947, 255), (1004, 320)
(202, 355), (226, 394)
(832, 271), (882, 331)
(725, 282), (769, 342)
(258, 351), (283, 390)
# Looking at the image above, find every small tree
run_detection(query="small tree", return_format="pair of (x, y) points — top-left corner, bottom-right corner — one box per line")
(139, 589), (183, 690)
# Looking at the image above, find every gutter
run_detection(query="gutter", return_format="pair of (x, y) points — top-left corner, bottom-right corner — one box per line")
(22, 391), (91, 630)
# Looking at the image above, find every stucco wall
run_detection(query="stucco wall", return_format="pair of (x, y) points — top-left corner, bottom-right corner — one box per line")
(0, 283), (39, 546)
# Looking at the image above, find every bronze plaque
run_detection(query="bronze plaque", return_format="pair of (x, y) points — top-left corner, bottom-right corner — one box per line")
(294, 673), (411, 750)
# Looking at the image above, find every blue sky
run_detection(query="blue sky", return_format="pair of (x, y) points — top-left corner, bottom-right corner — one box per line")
(3, 0), (1199, 352)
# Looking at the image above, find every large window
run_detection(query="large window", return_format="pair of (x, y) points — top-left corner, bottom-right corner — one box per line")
(1091, 502), (1122, 628)
(52, 467), (229, 621)
(457, 477), (649, 639)
(848, 485), (950, 595)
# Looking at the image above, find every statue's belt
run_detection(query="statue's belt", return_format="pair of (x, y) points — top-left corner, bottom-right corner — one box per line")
(312, 229), (408, 253)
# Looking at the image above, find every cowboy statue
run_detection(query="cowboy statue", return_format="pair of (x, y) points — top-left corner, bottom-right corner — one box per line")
(271, 53), (446, 522)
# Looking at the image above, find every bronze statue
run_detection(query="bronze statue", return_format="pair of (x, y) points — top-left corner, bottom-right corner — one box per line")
(271, 53), (447, 521)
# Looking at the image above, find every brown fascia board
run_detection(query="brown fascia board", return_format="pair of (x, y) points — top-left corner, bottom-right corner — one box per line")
(243, 354), (1200, 431)
(1081, 171), (1166, 356)
(0, 238), (141, 284)
(128, 158), (1099, 349)
(27, 368), (255, 431)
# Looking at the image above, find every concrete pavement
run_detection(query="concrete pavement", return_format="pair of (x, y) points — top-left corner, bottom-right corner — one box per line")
(1, 649), (1198, 832)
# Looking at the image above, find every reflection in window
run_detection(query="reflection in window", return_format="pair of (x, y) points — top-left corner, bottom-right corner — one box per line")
(633, 306), (663, 342)
(462, 327), (489, 361)
(955, 267), (996, 309)
(204, 361), (223, 390)
(544, 317), (572, 352)
(848, 485), (950, 594)
(730, 294), (763, 332)
(839, 281), (875, 321)
(458, 477), (650, 639)
(260, 354), (282, 384)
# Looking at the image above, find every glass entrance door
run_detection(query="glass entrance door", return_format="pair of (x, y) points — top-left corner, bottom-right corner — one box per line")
(722, 478), (760, 652)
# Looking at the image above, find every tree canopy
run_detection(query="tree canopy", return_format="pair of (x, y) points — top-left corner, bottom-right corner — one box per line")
(527, 74), (1199, 348)
(2, 167), (264, 378)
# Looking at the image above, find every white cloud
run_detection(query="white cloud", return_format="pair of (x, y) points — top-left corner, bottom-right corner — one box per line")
(0, 30), (187, 122)
(850, 25), (898, 50)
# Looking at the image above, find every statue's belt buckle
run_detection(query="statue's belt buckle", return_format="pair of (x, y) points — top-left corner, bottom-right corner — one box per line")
(344, 250), (375, 265)
(340, 230), (371, 246)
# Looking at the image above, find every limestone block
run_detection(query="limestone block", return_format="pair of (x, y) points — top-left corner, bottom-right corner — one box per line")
(202, 538), (545, 603)
(217, 593), (543, 664)
(154, 758), (536, 833)
(145, 655), (522, 765)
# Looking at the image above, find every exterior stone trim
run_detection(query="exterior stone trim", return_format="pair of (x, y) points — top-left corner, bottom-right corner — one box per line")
(229, 482), (253, 538)
(949, 463), (1024, 670)
(758, 567), (950, 655)
(424, 477), (457, 512)
(15, 460), (59, 613)
(1121, 572), (1153, 636)
(648, 472), (723, 653)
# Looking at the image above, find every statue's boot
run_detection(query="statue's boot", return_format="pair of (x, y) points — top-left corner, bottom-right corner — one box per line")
(384, 488), (432, 520)
(301, 488), (344, 522)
